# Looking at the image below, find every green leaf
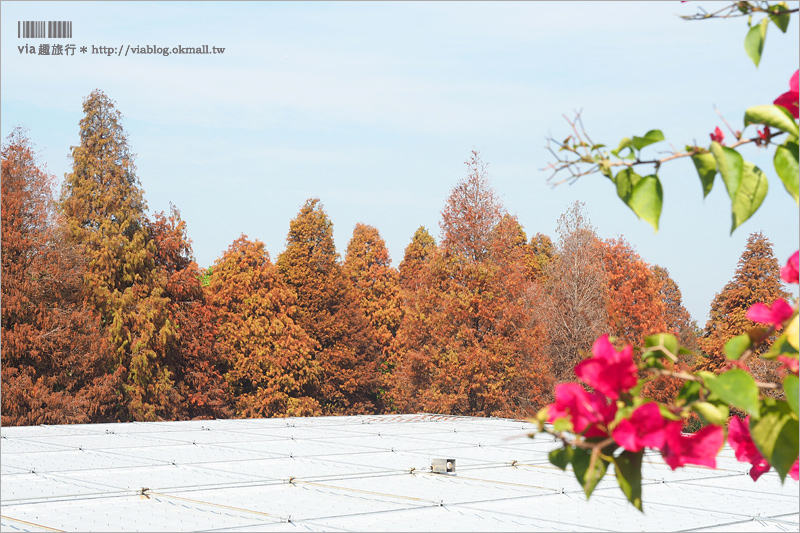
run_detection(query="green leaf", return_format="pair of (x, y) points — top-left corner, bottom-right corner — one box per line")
(600, 161), (613, 180)
(549, 446), (574, 471)
(724, 334), (752, 360)
(631, 130), (665, 151)
(730, 161), (768, 233)
(766, 334), (799, 359)
(658, 404), (683, 421)
(750, 400), (799, 482)
(769, 3), (791, 33)
(611, 137), (633, 158)
(774, 141), (799, 205)
(704, 368), (761, 417)
(744, 104), (800, 138)
(677, 380), (702, 406)
(613, 450), (643, 512)
(691, 152), (717, 198)
(615, 168), (641, 203)
(644, 333), (679, 358)
(693, 401), (729, 426)
(572, 447), (608, 498)
(628, 175), (663, 232)
(785, 375), (799, 416)
(744, 18), (768, 67)
(535, 407), (550, 423)
(553, 417), (573, 433)
(710, 141), (743, 200)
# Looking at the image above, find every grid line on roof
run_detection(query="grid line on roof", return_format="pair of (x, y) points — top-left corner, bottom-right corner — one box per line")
(1, 414), (798, 532)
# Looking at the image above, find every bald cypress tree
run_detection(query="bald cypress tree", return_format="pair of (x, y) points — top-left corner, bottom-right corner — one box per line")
(398, 226), (436, 291)
(390, 164), (551, 417)
(343, 224), (402, 359)
(439, 150), (503, 262)
(60, 90), (177, 420)
(148, 206), (231, 420)
(2, 128), (121, 425)
(699, 232), (790, 382)
(208, 235), (320, 418)
(277, 199), (380, 415)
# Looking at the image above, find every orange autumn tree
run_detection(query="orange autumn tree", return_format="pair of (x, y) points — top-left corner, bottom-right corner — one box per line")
(343, 223), (402, 355)
(60, 90), (179, 420)
(277, 199), (380, 415)
(387, 227), (439, 410)
(398, 226), (436, 291)
(207, 235), (320, 418)
(698, 232), (790, 384)
(602, 238), (668, 346)
(148, 206), (231, 419)
(526, 232), (556, 282)
(601, 237), (701, 405)
(439, 150), (504, 262)
(343, 223), (402, 407)
(1, 127), (121, 425)
(389, 153), (552, 417)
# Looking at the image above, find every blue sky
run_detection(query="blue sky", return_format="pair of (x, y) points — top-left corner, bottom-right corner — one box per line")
(2, 1), (798, 324)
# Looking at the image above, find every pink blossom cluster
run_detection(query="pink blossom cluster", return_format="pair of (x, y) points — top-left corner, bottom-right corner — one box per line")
(547, 335), (725, 470)
(774, 70), (799, 119)
(731, 251), (799, 481)
(747, 251), (799, 377)
(548, 251), (799, 479)
(710, 69), (799, 144)
(729, 416), (799, 481)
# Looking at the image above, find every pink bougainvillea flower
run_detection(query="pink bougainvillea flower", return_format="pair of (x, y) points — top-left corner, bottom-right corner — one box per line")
(777, 355), (799, 376)
(774, 70), (799, 119)
(575, 334), (638, 400)
(709, 126), (725, 144)
(758, 125), (771, 142)
(612, 402), (671, 452)
(660, 422), (724, 470)
(746, 299), (794, 329)
(547, 382), (616, 438)
(728, 416), (772, 481)
(791, 459), (799, 481)
(782, 251), (799, 284)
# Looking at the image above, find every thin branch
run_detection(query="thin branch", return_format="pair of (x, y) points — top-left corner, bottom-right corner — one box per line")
(543, 111), (787, 186)
(680, 2), (799, 21)
(646, 367), (780, 390)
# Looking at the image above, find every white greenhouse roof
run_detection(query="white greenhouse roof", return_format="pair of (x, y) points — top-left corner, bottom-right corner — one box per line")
(1, 413), (798, 532)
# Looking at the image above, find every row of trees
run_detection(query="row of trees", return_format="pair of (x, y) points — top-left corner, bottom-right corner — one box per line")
(1, 90), (789, 425)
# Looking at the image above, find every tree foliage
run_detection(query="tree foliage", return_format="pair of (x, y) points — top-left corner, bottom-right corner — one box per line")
(1, 128), (121, 426)
(148, 206), (230, 419)
(207, 235), (320, 418)
(389, 165), (552, 417)
(699, 231), (791, 379)
(277, 199), (380, 415)
(533, 202), (608, 384)
(652, 265), (700, 355)
(398, 226), (436, 291)
(60, 90), (177, 421)
(439, 150), (504, 262)
(602, 238), (668, 347)
(343, 223), (402, 411)
(343, 223), (402, 355)
(527, 232), (555, 282)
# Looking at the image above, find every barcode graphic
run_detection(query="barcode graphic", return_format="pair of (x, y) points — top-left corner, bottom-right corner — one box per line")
(18, 21), (72, 38)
